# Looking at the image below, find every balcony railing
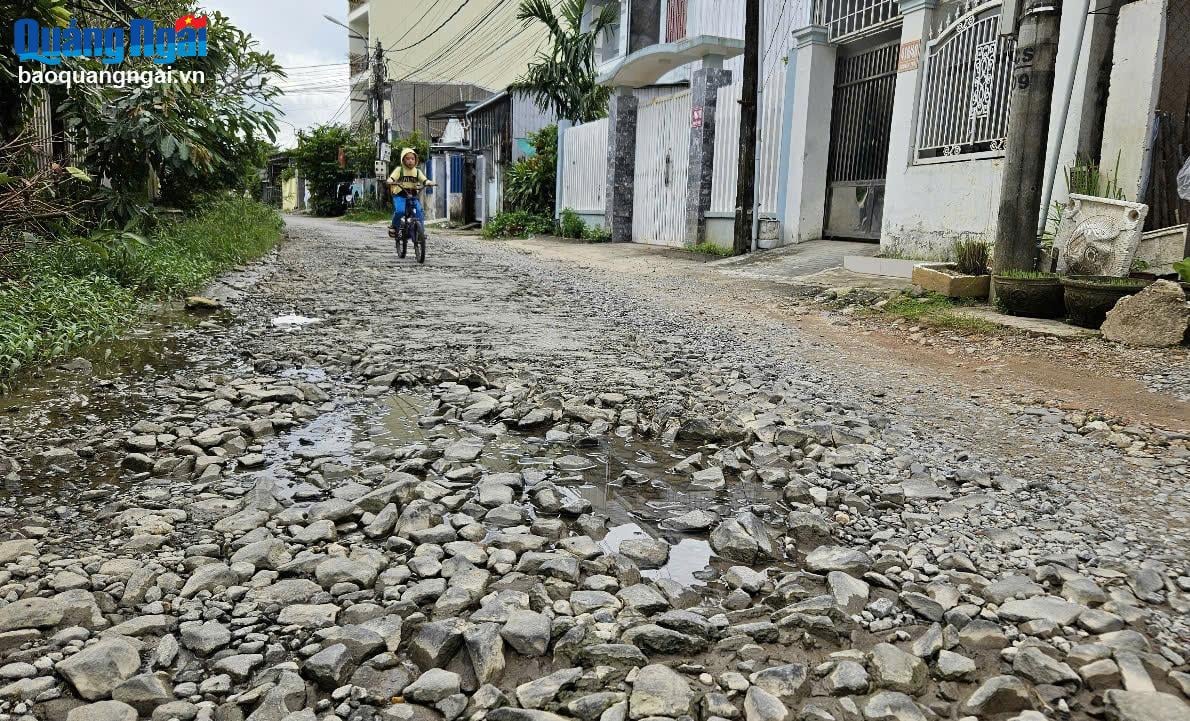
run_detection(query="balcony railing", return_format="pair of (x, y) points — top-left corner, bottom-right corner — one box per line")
(812, 0), (900, 42)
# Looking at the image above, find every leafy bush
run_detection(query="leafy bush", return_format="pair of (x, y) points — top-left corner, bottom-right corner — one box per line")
(952, 238), (990, 276)
(482, 211), (555, 238)
(505, 125), (558, 216)
(559, 208), (585, 238)
(0, 273), (137, 380)
(1, 199), (282, 383)
(582, 223), (611, 242)
(291, 124), (373, 216)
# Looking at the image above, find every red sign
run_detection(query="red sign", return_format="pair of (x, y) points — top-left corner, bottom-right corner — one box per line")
(692, 106), (703, 129)
(897, 40), (921, 72)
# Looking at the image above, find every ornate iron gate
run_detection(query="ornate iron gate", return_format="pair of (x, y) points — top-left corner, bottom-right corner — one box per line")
(825, 41), (898, 240)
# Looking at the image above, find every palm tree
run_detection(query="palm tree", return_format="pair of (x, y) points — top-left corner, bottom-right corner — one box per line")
(510, 0), (617, 123)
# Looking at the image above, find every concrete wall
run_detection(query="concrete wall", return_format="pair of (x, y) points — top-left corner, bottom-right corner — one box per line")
(704, 213), (735, 248)
(1100, 0), (1166, 203)
(882, 159), (1005, 256)
(510, 94), (557, 162)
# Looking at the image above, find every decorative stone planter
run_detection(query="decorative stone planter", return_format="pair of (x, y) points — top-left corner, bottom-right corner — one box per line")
(992, 275), (1065, 319)
(1054, 194), (1148, 277)
(1060, 275), (1152, 329)
(912, 263), (990, 299)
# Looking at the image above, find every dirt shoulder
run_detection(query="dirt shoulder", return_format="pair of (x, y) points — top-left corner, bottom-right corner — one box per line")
(497, 233), (1189, 434)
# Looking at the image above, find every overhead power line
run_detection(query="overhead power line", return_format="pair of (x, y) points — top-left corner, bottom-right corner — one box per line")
(388, 0), (473, 53)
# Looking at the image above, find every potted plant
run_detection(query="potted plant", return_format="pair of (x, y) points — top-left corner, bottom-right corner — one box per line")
(992, 270), (1065, 318)
(911, 238), (991, 299)
(1060, 275), (1152, 328)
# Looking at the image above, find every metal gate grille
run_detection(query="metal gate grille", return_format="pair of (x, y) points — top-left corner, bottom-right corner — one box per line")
(827, 43), (898, 183)
(915, 2), (1015, 161)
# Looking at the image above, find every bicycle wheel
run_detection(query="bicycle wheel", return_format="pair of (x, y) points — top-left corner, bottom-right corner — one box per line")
(415, 223), (426, 264)
(396, 224), (408, 258)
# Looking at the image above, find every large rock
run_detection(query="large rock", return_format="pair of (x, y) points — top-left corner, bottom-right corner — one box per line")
(0, 597), (65, 632)
(962, 676), (1034, 716)
(57, 637), (142, 700)
(863, 692), (928, 721)
(871, 643), (927, 694)
(999, 596), (1084, 626)
(501, 610), (550, 656)
(402, 669), (461, 704)
(1103, 690), (1190, 721)
(629, 664), (694, 719)
(1102, 280), (1189, 347)
(710, 512), (775, 564)
(66, 701), (139, 721)
(805, 546), (873, 575)
(744, 686), (789, 721)
(750, 664), (808, 703)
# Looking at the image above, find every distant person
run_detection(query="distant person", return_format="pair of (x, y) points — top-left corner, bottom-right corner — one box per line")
(387, 148), (436, 236)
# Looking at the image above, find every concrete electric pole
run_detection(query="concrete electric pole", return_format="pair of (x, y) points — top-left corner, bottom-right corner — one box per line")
(373, 39), (387, 202)
(992, 0), (1063, 275)
(733, 0), (761, 255)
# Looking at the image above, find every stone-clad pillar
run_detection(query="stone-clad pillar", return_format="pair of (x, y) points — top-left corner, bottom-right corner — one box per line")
(604, 87), (639, 242)
(684, 64), (733, 244)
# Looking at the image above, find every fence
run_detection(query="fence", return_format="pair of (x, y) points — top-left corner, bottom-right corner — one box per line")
(710, 0), (804, 218)
(915, 2), (1014, 161)
(559, 118), (610, 215)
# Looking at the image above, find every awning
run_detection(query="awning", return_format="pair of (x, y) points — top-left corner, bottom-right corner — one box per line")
(596, 35), (746, 89)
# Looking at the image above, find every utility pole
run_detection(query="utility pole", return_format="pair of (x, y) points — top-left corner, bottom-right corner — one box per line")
(733, 0), (761, 255)
(992, 0), (1063, 275)
(372, 39), (387, 203)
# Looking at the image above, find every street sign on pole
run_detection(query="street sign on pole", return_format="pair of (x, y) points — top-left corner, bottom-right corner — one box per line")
(378, 143), (390, 161)
(374, 160), (387, 177)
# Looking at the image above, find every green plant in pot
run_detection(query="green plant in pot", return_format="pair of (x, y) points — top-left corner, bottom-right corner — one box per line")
(992, 270), (1064, 319)
(1059, 275), (1152, 329)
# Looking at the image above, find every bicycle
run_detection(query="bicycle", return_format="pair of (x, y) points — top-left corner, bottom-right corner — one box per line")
(388, 190), (426, 264)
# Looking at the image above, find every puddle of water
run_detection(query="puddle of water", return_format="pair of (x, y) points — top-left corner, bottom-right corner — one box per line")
(271, 315), (322, 327)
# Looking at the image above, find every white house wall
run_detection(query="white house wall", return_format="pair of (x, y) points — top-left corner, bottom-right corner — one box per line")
(876, 0), (1129, 257)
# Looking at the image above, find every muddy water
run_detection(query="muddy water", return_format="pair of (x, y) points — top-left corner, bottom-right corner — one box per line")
(250, 390), (787, 586)
(0, 306), (236, 502)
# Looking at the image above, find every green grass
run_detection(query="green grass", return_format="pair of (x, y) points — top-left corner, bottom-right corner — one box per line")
(341, 208), (392, 223)
(873, 293), (997, 333)
(688, 242), (734, 257)
(1, 198), (282, 384)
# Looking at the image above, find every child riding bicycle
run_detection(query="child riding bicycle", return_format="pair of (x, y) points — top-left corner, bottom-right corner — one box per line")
(386, 148), (436, 238)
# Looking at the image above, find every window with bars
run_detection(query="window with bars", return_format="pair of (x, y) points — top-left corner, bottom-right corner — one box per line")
(915, 1), (1015, 161)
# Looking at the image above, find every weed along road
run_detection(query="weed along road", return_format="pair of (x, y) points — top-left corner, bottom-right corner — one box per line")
(0, 215), (1187, 721)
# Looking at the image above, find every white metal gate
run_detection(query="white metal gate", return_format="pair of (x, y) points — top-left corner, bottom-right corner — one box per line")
(632, 91), (692, 245)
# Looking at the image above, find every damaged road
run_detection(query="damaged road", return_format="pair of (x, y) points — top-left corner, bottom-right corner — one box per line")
(0, 215), (1187, 721)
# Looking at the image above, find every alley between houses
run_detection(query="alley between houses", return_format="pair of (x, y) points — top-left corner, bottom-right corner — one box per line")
(0, 216), (1186, 721)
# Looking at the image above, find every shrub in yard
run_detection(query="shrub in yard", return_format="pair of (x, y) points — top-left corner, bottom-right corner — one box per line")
(505, 125), (558, 216)
(559, 208), (585, 238)
(482, 211), (555, 239)
(582, 223), (611, 242)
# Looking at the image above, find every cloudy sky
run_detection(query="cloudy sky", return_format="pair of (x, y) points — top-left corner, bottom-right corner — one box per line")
(200, 0), (351, 149)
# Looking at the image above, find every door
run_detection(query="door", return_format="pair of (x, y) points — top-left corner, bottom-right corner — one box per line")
(825, 41), (899, 240)
(632, 91), (693, 245)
